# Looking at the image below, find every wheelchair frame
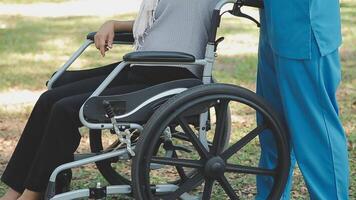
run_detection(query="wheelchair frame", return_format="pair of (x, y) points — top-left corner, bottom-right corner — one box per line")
(43, 0), (278, 199)
(46, 38), (214, 200)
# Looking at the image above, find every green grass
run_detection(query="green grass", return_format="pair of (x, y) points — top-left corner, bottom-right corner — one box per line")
(0, 0), (355, 199)
(0, 14), (134, 91)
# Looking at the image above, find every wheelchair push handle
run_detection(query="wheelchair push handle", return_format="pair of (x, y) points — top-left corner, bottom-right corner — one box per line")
(242, 0), (264, 8)
(228, 0), (264, 27)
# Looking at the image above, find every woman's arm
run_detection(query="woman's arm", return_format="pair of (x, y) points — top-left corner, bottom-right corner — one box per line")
(94, 20), (134, 57)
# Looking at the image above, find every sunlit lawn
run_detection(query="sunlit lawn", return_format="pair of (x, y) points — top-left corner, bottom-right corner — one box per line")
(0, 0), (355, 199)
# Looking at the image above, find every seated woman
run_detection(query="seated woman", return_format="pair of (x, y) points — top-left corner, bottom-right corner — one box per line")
(0, 0), (215, 199)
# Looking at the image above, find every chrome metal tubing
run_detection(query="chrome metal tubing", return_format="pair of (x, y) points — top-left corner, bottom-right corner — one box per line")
(47, 40), (93, 90)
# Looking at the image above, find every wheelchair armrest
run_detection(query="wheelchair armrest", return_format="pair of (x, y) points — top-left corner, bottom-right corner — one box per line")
(86, 32), (134, 44)
(123, 51), (196, 63)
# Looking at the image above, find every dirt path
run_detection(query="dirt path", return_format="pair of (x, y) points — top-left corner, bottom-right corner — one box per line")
(0, 0), (142, 17)
(0, 90), (43, 106)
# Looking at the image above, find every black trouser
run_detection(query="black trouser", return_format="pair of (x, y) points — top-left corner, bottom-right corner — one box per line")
(1, 62), (197, 192)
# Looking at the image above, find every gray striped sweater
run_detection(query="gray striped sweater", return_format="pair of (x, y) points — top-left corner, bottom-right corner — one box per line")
(138, 0), (216, 77)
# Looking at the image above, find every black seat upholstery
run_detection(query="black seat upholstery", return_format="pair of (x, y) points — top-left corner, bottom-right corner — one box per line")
(123, 51), (196, 63)
(83, 78), (203, 123)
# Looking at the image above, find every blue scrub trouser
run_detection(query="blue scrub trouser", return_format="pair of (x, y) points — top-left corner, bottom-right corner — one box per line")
(255, 35), (349, 199)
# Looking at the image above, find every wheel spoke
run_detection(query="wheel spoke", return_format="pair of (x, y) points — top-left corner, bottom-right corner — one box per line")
(173, 151), (188, 181)
(202, 179), (214, 200)
(161, 172), (204, 200)
(172, 132), (190, 142)
(151, 156), (204, 169)
(178, 117), (210, 159)
(217, 176), (239, 200)
(226, 164), (276, 176)
(211, 100), (229, 155)
(221, 124), (266, 160)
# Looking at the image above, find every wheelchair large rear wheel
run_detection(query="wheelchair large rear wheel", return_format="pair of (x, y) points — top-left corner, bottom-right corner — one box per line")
(132, 84), (290, 200)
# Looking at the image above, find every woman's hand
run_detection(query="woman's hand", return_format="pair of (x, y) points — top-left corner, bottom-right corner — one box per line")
(94, 20), (115, 57)
(94, 20), (134, 57)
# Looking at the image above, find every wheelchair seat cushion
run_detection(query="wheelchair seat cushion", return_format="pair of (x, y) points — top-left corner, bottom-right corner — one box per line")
(83, 78), (203, 123)
(123, 51), (196, 63)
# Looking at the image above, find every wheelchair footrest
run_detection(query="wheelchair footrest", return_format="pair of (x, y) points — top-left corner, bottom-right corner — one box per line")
(50, 184), (182, 200)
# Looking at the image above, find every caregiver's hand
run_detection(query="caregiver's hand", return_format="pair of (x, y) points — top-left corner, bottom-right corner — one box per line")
(94, 20), (115, 57)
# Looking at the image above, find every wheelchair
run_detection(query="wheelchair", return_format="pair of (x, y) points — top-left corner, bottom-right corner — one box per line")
(44, 0), (290, 199)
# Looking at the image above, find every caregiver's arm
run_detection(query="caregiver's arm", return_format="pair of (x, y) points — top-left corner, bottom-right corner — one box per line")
(94, 20), (134, 57)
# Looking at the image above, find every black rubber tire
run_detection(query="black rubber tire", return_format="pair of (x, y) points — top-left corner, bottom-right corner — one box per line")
(132, 84), (290, 200)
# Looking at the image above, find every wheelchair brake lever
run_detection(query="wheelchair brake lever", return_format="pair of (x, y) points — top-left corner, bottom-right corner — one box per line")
(236, 11), (261, 27)
(229, 1), (261, 27)
(103, 100), (136, 157)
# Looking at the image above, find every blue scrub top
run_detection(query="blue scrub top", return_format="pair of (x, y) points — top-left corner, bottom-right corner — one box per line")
(260, 0), (342, 59)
